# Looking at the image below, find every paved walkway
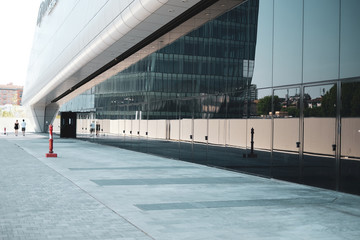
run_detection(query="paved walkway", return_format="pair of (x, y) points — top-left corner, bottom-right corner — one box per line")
(1, 133), (360, 240)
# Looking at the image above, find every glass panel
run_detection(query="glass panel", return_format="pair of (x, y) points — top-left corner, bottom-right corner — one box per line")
(303, 84), (337, 190)
(90, 113), (96, 142)
(252, 0), (272, 88)
(340, 0), (360, 78)
(123, 105), (134, 150)
(244, 88), (272, 177)
(340, 81), (360, 195)
(193, 97), (208, 165)
(117, 106), (127, 149)
(137, 103), (148, 154)
(303, 0), (340, 82)
(106, 112), (123, 149)
(163, 99), (180, 159)
(272, 88), (300, 183)
(77, 112), (92, 139)
(146, 100), (177, 159)
(273, 0), (303, 86)
(168, 99), (180, 158)
(179, 99), (194, 163)
(130, 104), (141, 152)
(207, 95), (227, 167)
(222, 93), (248, 172)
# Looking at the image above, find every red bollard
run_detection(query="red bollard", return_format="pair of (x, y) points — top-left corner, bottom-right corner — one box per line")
(4, 127), (6, 135)
(46, 124), (57, 157)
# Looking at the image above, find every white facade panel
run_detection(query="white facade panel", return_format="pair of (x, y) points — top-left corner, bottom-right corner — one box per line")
(23, 0), (205, 131)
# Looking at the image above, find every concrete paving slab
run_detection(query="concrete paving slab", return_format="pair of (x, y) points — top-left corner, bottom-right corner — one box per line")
(1, 133), (360, 240)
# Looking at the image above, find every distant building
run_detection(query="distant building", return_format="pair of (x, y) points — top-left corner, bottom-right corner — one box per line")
(307, 97), (322, 108)
(0, 83), (23, 105)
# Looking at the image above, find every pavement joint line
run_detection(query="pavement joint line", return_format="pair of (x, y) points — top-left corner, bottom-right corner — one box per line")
(11, 139), (157, 240)
(323, 204), (360, 218)
(5, 133), (360, 239)
(134, 196), (339, 211)
(52, 175), (157, 240)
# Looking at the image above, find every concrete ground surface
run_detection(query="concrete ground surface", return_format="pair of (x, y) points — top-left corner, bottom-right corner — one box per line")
(1, 133), (360, 240)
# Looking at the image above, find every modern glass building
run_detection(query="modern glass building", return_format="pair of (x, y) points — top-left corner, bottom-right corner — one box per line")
(25, 0), (360, 195)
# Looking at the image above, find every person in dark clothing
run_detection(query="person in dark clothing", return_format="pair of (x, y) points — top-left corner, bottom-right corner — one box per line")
(14, 120), (19, 136)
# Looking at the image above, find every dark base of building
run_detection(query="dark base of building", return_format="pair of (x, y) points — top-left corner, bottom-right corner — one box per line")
(76, 134), (360, 196)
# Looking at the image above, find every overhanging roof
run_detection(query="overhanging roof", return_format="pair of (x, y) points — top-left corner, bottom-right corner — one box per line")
(23, 0), (245, 108)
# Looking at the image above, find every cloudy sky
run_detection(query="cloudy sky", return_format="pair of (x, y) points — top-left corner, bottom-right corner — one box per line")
(0, 1), (40, 86)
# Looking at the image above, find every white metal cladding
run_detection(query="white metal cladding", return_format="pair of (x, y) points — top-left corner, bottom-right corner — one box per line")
(23, 0), (203, 107)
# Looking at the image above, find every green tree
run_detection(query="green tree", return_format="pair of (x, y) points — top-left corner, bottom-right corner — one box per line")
(311, 82), (360, 117)
(321, 85), (337, 117)
(341, 82), (360, 117)
(257, 95), (281, 115)
(350, 87), (360, 117)
(304, 106), (322, 117)
(2, 111), (13, 117)
(282, 106), (299, 117)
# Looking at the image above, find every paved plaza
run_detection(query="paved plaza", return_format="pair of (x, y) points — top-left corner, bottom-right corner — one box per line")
(1, 133), (360, 239)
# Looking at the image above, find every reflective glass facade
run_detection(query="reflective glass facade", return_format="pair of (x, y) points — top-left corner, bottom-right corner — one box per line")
(93, 0), (258, 120)
(59, 0), (360, 196)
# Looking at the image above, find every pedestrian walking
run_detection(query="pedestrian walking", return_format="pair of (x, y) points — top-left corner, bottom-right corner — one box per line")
(21, 119), (26, 136)
(90, 121), (95, 135)
(14, 120), (19, 136)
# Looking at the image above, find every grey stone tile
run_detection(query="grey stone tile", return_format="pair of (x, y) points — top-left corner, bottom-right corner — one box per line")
(91, 176), (247, 186)
(2, 134), (360, 240)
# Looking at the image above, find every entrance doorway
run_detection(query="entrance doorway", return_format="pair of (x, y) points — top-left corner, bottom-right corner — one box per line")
(60, 112), (77, 138)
